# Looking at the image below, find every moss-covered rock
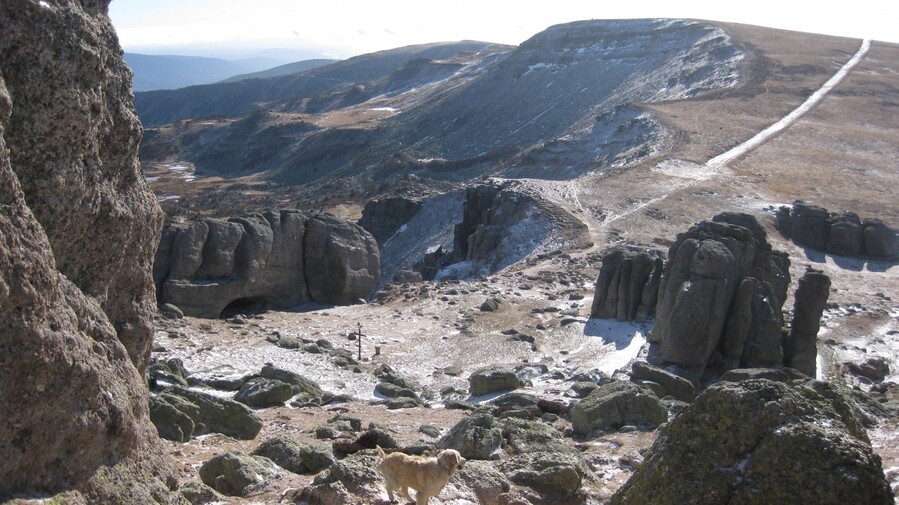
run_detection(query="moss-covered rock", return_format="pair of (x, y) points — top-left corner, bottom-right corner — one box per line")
(157, 386), (263, 440)
(498, 452), (585, 495)
(570, 380), (667, 435)
(149, 395), (195, 442)
(298, 453), (383, 505)
(198, 452), (282, 497)
(438, 413), (503, 460)
(610, 379), (893, 505)
(252, 435), (335, 475)
(233, 377), (294, 408)
(469, 366), (520, 397)
(260, 364), (323, 399)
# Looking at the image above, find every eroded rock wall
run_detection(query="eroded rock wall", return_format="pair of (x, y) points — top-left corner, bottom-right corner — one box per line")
(0, 1), (176, 501)
(155, 210), (380, 317)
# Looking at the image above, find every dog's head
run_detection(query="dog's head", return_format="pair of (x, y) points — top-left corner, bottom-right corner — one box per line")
(437, 449), (465, 475)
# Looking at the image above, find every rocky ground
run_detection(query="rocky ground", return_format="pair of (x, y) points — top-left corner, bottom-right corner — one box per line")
(144, 23), (899, 505)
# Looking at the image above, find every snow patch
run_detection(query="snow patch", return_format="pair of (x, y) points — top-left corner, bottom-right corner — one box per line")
(652, 159), (717, 180)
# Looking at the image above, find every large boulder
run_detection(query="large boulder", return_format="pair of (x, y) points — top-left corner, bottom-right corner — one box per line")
(156, 210), (380, 317)
(470, 366), (521, 397)
(198, 452), (282, 497)
(305, 212), (381, 305)
(862, 218), (898, 258)
(438, 413), (504, 460)
(234, 377), (295, 408)
(790, 201), (830, 250)
(297, 453), (384, 505)
(610, 379), (893, 505)
(784, 269), (831, 377)
(630, 361), (695, 402)
(252, 435), (335, 474)
(451, 182), (587, 272)
(0, 2), (177, 502)
(590, 246), (664, 322)
(827, 212), (863, 256)
(260, 364), (324, 401)
(154, 386), (263, 440)
(570, 380), (667, 435)
(149, 395), (196, 443)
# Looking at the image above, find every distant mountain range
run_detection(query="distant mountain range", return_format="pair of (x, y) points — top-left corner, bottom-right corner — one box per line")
(124, 53), (335, 91)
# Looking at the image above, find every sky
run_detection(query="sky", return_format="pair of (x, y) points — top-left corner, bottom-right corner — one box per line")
(109, 0), (899, 60)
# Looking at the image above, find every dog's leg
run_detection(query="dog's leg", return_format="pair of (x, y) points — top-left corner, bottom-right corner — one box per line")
(400, 486), (413, 504)
(415, 491), (431, 505)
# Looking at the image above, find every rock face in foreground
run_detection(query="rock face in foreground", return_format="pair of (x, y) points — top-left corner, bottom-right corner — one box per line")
(652, 213), (792, 372)
(154, 210), (380, 317)
(0, 1), (176, 502)
(611, 379), (893, 505)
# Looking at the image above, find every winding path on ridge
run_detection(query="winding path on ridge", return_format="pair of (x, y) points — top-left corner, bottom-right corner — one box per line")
(512, 38), (871, 264)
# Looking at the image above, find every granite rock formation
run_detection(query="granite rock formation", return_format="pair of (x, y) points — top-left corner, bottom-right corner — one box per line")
(154, 210), (380, 317)
(611, 379), (893, 505)
(357, 196), (422, 245)
(652, 213), (792, 372)
(777, 201), (898, 259)
(784, 269), (831, 377)
(590, 245), (664, 322)
(450, 182), (587, 274)
(0, 1), (177, 502)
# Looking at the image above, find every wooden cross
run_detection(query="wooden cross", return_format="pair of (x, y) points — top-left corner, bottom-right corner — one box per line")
(356, 322), (363, 361)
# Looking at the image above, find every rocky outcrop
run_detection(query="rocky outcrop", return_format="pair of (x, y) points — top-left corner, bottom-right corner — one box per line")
(234, 377), (294, 408)
(570, 380), (668, 435)
(298, 453), (384, 505)
(199, 452), (282, 497)
(778, 201), (897, 259)
(591, 245), (664, 322)
(0, 2), (177, 502)
(154, 210), (380, 317)
(439, 413), (504, 460)
(357, 196), (422, 244)
(251, 435), (335, 475)
(784, 269), (831, 377)
(450, 182), (587, 274)
(630, 361), (695, 402)
(610, 379), (893, 505)
(151, 386), (263, 441)
(652, 213), (791, 372)
(469, 366), (522, 396)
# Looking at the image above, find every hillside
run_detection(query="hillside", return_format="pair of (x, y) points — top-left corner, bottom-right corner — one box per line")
(218, 58), (339, 83)
(134, 41), (503, 126)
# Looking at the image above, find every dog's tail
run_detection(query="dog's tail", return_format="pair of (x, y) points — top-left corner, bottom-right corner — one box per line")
(376, 445), (386, 459)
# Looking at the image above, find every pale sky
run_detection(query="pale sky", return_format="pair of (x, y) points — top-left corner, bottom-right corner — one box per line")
(109, 0), (899, 59)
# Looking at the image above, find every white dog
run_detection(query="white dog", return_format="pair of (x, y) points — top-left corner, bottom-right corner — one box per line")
(377, 446), (465, 504)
